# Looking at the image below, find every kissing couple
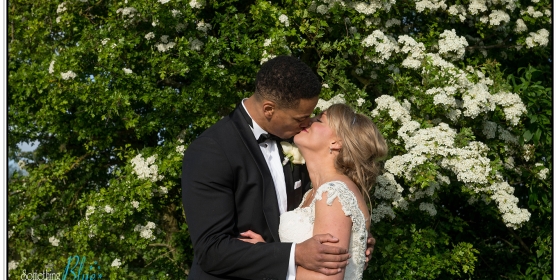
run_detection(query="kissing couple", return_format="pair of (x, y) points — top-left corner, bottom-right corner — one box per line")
(182, 56), (388, 280)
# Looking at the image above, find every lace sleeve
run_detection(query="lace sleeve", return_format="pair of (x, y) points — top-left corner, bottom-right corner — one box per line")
(311, 181), (365, 233)
(310, 181), (367, 280)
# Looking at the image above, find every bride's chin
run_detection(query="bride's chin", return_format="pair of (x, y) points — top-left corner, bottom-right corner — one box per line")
(293, 134), (302, 145)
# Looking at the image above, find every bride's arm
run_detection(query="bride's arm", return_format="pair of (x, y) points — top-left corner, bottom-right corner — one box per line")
(295, 192), (353, 280)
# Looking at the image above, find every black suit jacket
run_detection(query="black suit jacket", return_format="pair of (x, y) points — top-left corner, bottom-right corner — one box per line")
(182, 104), (310, 280)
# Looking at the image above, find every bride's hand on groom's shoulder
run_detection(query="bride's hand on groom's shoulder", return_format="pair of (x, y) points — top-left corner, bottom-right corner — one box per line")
(295, 234), (350, 276)
(238, 230), (266, 244)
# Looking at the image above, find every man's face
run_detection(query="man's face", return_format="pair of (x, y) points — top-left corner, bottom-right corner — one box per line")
(267, 97), (319, 139)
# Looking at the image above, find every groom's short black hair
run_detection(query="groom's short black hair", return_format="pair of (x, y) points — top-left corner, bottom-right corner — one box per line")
(255, 56), (321, 109)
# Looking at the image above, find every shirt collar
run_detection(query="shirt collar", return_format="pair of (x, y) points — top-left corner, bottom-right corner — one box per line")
(241, 99), (268, 141)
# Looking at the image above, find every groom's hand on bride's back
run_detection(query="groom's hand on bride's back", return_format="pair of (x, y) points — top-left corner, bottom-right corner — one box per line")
(295, 233), (350, 275)
(364, 232), (376, 270)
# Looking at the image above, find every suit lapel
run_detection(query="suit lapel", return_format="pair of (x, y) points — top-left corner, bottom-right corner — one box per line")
(276, 140), (296, 211)
(230, 105), (282, 242)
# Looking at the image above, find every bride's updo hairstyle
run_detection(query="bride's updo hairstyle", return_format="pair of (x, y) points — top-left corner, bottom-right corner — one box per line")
(326, 103), (388, 201)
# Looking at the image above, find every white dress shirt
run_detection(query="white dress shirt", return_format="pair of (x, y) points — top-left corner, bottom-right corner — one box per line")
(241, 100), (297, 280)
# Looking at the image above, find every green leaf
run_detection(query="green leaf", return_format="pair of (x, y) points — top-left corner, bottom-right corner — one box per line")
(533, 128), (542, 142)
(523, 130), (533, 141)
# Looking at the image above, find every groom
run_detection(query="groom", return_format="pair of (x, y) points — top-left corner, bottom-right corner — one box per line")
(182, 56), (367, 279)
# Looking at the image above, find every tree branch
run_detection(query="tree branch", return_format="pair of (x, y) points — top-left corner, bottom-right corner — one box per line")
(466, 44), (522, 50)
(507, 227), (532, 255)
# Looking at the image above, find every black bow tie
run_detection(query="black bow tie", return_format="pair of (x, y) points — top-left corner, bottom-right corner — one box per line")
(257, 133), (281, 144)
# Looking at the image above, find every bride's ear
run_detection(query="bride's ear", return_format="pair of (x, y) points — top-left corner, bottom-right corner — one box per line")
(329, 140), (342, 152)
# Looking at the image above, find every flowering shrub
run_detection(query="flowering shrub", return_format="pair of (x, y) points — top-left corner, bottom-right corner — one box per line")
(8, 0), (551, 279)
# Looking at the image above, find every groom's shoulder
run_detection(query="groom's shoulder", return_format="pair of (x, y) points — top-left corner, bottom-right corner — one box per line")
(196, 110), (240, 141)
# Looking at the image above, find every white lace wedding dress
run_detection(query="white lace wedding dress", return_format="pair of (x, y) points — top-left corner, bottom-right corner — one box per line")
(279, 181), (367, 280)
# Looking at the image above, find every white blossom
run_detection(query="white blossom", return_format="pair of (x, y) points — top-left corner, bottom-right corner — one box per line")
(462, 83), (494, 118)
(123, 68), (133, 74)
(176, 23), (186, 32)
(438, 29), (468, 60)
(104, 205), (114, 214)
(356, 98), (365, 106)
(362, 30), (399, 63)
(514, 19), (528, 33)
(263, 38), (272, 47)
(504, 156), (515, 170)
(196, 21), (212, 33)
(491, 92), (527, 125)
(482, 121), (497, 139)
(30, 227), (40, 243)
(157, 41), (177, 52)
(260, 50), (276, 64)
(448, 5), (467, 22)
(116, 7), (137, 17)
(536, 164), (549, 180)
(111, 258), (122, 268)
(57, 2), (67, 14)
(526, 29), (549, 48)
(523, 144), (534, 161)
(351, 1), (383, 15)
(176, 145), (185, 154)
(8, 261), (19, 271)
(85, 206), (95, 220)
(488, 10), (510, 26)
(17, 159), (26, 169)
(145, 32), (155, 40)
(523, 6), (543, 18)
(189, 0), (205, 9)
(131, 200), (140, 209)
(158, 0), (170, 4)
(279, 14), (289, 27)
(468, 0), (487, 15)
(375, 173), (407, 209)
(385, 18), (401, 28)
(497, 126), (518, 144)
(398, 35), (426, 59)
(171, 9), (182, 17)
(415, 0), (447, 13)
(131, 154), (164, 182)
(419, 202), (437, 216)
(49, 60), (54, 74)
(189, 37), (204, 51)
(371, 95), (411, 123)
(317, 4), (329, 14)
(61, 71), (77, 80)
(371, 202), (396, 223)
(49, 236), (60, 246)
(101, 38), (110, 45)
(485, 182), (531, 229)
(134, 221), (157, 240)
(316, 94), (346, 111)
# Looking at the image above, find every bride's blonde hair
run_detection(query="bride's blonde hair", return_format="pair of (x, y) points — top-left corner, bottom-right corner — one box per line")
(325, 103), (388, 204)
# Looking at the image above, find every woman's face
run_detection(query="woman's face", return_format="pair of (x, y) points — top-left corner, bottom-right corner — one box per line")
(294, 111), (336, 153)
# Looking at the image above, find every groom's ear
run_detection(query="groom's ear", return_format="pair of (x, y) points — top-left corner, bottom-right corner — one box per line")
(262, 100), (276, 119)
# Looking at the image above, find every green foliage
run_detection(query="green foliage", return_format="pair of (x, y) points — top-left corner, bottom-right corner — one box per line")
(8, 0), (551, 279)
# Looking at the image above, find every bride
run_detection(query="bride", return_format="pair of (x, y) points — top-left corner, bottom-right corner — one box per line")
(242, 103), (388, 279)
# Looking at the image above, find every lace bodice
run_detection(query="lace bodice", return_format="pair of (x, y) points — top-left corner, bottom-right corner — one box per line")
(279, 181), (367, 280)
